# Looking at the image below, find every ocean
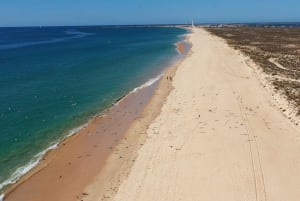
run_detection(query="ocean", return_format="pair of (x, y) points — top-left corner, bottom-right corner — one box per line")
(0, 26), (188, 194)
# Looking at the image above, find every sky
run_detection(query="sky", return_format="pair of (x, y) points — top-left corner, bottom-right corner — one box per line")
(0, 0), (299, 26)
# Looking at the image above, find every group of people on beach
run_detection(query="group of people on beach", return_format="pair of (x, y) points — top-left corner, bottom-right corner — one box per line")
(166, 76), (173, 81)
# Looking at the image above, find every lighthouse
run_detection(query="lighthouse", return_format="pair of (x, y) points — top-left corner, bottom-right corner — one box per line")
(192, 18), (195, 28)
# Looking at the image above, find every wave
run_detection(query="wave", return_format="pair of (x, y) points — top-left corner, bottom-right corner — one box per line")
(0, 143), (58, 193)
(132, 74), (162, 93)
(0, 74), (163, 199)
(0, 30), (95, 50)
(114, 74), (163, 106)
(0, 123), (87, 199)
(64, 123), (88, 139)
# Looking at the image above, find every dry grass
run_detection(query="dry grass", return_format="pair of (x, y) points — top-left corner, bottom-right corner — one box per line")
(206, 27), (300, 114)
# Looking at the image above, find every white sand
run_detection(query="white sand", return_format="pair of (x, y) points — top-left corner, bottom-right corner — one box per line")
(113, 28), (300, 201)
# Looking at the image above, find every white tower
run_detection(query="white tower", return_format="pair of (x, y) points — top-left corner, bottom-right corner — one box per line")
(192, 18), (195, 28)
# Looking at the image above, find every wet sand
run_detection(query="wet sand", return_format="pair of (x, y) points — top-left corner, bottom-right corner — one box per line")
(8, 27), (300, 201)
(112, 28), (300, 201)
(82, 57), (184, 201)
(4, 83), (157, 201)
(176, 42), (186, 54)
(4, 36), (189, 201)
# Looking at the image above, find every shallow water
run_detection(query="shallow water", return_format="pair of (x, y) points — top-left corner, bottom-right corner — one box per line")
(0, 26), (188, 192)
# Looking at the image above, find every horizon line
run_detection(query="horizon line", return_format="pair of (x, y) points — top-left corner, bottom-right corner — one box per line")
(1, 20), (300, 28)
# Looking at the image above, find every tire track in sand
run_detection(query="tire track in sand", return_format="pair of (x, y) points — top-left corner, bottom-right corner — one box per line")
(224, 60), (267, 201)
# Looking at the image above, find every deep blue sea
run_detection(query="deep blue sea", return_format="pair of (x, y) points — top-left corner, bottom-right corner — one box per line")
(0, 26), (187, 194)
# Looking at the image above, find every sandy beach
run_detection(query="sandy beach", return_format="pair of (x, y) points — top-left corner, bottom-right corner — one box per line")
(4, 27), (300, 201)
(3, 35), (186, 201)
(4, 82), (159, 201)
(110, 28), (300, 201)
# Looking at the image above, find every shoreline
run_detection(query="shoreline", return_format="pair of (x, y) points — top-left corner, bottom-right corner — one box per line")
(4, 27), (300, 201)
(111, 28), (300, 201)
(82, 38), (192, 201)
(3, 31), (191, 201)
(2, 76), (159, 200)
(3, 80), (159, 201)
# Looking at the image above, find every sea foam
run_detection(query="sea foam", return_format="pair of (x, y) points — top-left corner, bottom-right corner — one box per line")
(114, 74), (163, 106)
(0, 74), (162, 195)
(0, 143), (58, 191)
(0, 26), (187, 197)
(0, 74), (163, 197)
(131, 74), (162, 94)
(0, 123), (88, 195)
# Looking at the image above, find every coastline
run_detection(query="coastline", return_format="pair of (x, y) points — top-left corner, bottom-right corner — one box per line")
(4, 26), (300, 201)
(3, 31), (191, 201)
(111, 28), (300, 201)
(3, 79), (159, 201)
(82, 39), (192, 201)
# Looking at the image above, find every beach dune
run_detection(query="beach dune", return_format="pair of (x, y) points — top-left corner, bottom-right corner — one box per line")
(111, 28), (300, 201)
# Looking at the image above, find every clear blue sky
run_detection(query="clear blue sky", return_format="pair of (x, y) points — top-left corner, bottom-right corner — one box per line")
(0, 0), (299, 26)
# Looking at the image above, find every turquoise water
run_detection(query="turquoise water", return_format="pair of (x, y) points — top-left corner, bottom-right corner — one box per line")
(0, 26), (188, 192)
